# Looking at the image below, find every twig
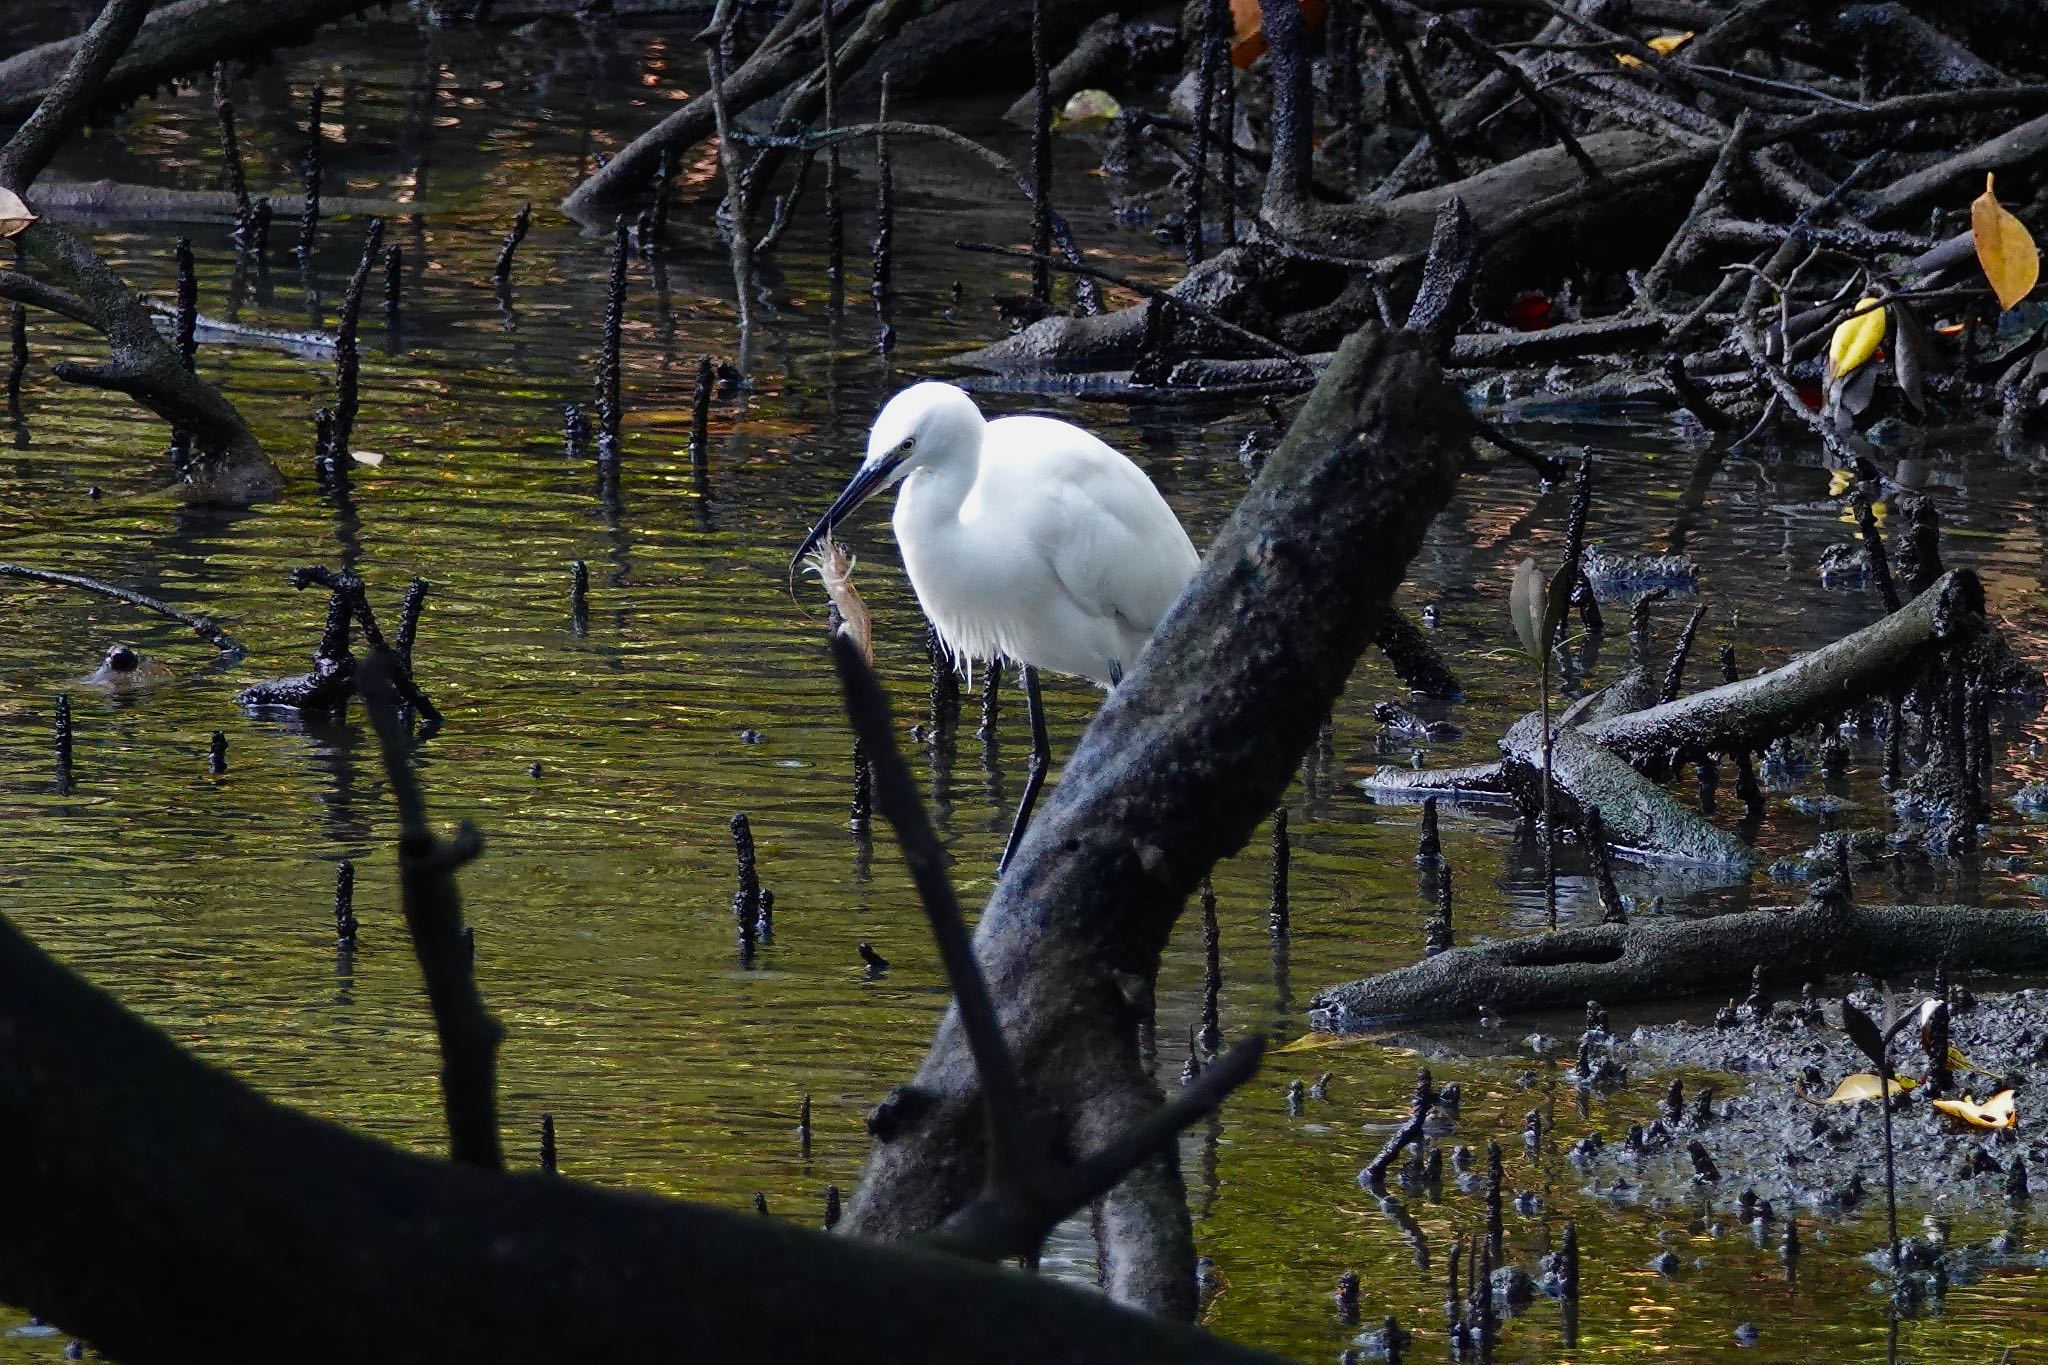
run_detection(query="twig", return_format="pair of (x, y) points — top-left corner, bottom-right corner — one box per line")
(1468, 413), (1564, 482)
(1363, 0), (1461, 188)
(320, 217), (383, 480)
(828, 634), (1041, 1199)
(1028, 0), (1052, 302)
(0, 562), (244, 657)
(1429, 18), (1600, 185)
(1854, 491), (1901, 613)
(953, 241), (1313, 372)
(1186, 0), (1226, 263)
(1364, 1068), (1438, 1188)
(702, 9), (755, 341)
(492, 201), (529, 284)
(830, 632), (1263, 1264)
(360, 649), (502, 1170)
(1660, 601), (1708, 704)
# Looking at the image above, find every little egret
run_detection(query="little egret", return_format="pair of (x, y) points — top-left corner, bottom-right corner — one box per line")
(793, 381), (1199, 869)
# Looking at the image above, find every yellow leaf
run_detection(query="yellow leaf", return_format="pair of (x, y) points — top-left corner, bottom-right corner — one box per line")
(1931, 1089), (2017, 1130)
(1828, 469), (1854, 497)
(1617, 31), (1693, 67)
(0, 186), (37, 239)
(1948, 1044), (1983, 1074)
(1056, 89), (1122, 127)
(1273, 1029), (1391, 1054)
(1827, 297), (1886, 381)
(1972, 173), (2039, 312)
(1817, 1072), (1916, 1104)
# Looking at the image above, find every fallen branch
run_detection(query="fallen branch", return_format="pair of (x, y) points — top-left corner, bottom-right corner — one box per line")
(0, 562), (244, 658)
(32, 178), (423, 224)
(1580, 570), (1983, 773)
(0, 0), (280, 501)
(1499, 716), (1753, 867)
(361, 653), (502, 1170)
(1310, 890), (2048, 1026)
(0, 0), (386, 122)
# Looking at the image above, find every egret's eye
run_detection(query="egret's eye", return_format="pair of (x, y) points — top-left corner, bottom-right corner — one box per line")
(898, 437), (916, 453)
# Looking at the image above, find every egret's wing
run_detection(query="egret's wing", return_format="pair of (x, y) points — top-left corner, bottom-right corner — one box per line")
(981, 416), (1200, 635)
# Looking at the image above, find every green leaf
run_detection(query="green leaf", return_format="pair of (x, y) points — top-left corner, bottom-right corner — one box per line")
(1510, 558), (1546, 659)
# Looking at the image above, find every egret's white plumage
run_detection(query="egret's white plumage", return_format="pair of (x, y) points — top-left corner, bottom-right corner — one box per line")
(797, 381), (1199, 688)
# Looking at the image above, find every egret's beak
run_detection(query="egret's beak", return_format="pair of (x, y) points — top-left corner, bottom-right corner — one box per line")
(790, 457), (896, 590)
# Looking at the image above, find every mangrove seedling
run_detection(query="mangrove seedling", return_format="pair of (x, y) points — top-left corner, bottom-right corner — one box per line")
(1841, 994), (1939, 1272)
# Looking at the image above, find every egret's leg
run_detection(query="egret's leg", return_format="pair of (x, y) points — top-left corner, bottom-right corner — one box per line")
(997, 665), (1051, 875)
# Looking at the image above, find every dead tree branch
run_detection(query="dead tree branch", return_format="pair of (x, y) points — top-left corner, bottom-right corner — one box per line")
(829, 634), (1265, 1267)
(361, 652), (502, 1171)
(0, 562), (244, 657)
(844, 312), (1471, 1314)
(0, 0), (280, 500)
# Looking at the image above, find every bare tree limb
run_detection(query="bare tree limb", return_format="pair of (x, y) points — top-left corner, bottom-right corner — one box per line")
(0, 562), (244, 657)
(360, 651), (503, 1171)
(0, 0), (386, 123)
(0, 0), (280, 499)
(0, 0), (151, 193)
(845, 314), (1472, 1314)
(0, 269), (98, 328)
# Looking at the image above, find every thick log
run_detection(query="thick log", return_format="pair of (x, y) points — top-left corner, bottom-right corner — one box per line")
(1309, 897), (2048, 1027)
(843, 321), (1471, 1313)
(561, 0), (928, 225)
(1579, 570), (1983, 772)
(0, 0), (384, 122)
(958, 130), (1678, 373)
(1499, 717), (1753, 867)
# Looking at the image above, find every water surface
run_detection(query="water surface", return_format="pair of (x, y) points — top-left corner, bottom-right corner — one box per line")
(2, 16), (2047, 1361)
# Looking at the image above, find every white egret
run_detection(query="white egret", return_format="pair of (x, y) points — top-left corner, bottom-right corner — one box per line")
(793, 381), (1199, 868)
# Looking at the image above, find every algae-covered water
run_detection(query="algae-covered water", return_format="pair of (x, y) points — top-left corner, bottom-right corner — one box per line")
(3, 14), (2047, 1361)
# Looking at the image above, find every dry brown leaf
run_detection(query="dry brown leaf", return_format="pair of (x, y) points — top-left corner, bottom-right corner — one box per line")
(1931, 1089), (2017, 1130)
(804, 535), (872, 664)
(0, 187), (38, 239)
(1972, 173), (2039, 311)
(1229, 0), (1328, 69)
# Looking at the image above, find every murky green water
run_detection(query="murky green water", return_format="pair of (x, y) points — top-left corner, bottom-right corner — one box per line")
(3, 15), (2047, 1361)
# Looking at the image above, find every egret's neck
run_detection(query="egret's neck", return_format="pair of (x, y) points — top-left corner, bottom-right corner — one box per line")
(892, 431), (983, 541)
